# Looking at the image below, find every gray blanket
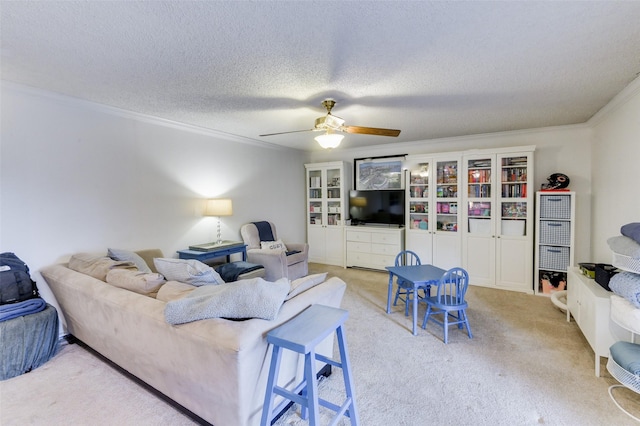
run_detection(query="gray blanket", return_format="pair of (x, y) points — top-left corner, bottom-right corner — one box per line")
(607, 235), (640, 259)
(164, 277), (290, 325)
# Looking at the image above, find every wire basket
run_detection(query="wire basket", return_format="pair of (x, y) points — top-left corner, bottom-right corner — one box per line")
(539, 220), (571, 245)
(539, 246), (570, 270)
(539, 195), (571, 219)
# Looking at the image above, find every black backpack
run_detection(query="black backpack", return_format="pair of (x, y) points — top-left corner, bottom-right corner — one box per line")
(0, 252), (39, 304)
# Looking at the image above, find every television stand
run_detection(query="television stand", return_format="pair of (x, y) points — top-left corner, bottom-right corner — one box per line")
(345, 226), (405, 271)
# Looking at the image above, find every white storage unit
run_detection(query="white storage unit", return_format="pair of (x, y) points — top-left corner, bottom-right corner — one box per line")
(305, 162), (350, 266)
(404, 154), (462, 271)
(567, 267), (619, 376)
(460, 147), (535, 293)
(534, 191), (575, 295)
(345, 227), (404, 271)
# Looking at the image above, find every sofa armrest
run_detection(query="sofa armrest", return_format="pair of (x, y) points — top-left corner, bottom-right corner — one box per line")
(246, 249), (288, 281)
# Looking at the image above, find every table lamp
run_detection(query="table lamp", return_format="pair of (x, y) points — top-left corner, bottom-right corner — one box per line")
(204, 198), (233, 245)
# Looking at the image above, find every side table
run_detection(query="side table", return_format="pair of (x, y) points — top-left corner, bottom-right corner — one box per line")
(177, 242), (247, 263)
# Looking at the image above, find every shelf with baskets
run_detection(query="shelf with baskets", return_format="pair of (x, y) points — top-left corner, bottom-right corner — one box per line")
(535, 191), (575, 295)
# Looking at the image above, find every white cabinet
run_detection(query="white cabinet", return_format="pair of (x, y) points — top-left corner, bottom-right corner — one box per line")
(305, 162), (349, 266)
(535, 191), (575, 295)
(345, 227), (404, 270)
(461, 147), (535, 293)
(567, 267), (617, 376)
(405, 155), (461, 270)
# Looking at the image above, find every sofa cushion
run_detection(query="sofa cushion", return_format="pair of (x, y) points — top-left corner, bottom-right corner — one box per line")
(134, 249), (164, 273)
(105, 269), (165, 297)
(108, 248), (152, 273)
(153, 258), (224, 286)
(286, 272), (328, 301)
(68, 253), (136, 281)
(156, 281), (196, 302)
(260, 239), (287, 252)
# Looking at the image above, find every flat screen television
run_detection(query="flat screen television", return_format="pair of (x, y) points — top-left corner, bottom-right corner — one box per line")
(348, 190), (405, 226)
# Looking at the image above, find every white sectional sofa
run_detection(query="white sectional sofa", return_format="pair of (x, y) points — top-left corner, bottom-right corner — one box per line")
(40, 250), (346, 426)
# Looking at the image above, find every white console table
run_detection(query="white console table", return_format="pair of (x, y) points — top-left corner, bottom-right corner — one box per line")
(567, 267), (617, 376)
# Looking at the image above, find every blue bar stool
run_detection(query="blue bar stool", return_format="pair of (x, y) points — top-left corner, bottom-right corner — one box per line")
(261, 304), (359, 426)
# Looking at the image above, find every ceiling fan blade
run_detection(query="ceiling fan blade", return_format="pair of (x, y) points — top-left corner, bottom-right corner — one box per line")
(259, 129), (317, 137)
(344, 126), (401, 137)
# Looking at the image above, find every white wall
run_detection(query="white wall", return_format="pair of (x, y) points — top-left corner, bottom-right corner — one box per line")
(3, 74), (638, 306)
(0, 83), (309, 304)
(310, 124), (593, 265)
(591, 77), (640, 262)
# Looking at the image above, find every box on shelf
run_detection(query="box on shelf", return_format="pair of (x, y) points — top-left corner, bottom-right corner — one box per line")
(594, 263), (619, 291)
(579, 262), (596, 279)
(501, 219), (525, 236)
(469, 218), (491, 234)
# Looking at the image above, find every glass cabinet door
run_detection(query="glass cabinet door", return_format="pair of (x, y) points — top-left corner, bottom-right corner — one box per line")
(466, 157), (492, 235)
(326, 167), (342, 226)
(308, 169), (323, 225)
(499, 155), (529, 236)
(408, 162), (430, 231)
(436, 160), (459, 232)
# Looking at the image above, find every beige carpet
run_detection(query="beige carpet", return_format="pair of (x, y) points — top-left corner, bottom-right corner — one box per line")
(1, 264), (638, 425)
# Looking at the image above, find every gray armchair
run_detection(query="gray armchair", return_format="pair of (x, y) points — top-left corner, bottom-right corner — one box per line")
(240, 221), (309, 281)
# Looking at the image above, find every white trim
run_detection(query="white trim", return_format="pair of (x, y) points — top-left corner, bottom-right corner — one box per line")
(589, 74), (640, 126)
(0, 81), (295, 152)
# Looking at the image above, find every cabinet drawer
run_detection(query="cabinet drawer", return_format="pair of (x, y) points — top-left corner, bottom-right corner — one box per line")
(347, 241), (371, 253)
(346, 230), (371, 243)
(371, 243), (399, 256)
(539, 195), (571, 219)
(539, 245), (570, 271)
(347, 251), (371, 265)
(371, 232), (401, 245)
(371, 253), (396, 268)
(539, 220), (571, 245)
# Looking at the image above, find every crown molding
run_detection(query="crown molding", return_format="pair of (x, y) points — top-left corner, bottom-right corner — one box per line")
(1, 81), (296, 152)
(588, 74), (640, 126)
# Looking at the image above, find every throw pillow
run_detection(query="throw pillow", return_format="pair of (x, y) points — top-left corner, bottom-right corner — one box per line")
(153, 258), (224, 286)
(108, 248), (152, 273)
(68, 252), (136, 281)
(106, 269), (165, 296)
(261, 239), (287, 252)
(285, 272), (328, 301)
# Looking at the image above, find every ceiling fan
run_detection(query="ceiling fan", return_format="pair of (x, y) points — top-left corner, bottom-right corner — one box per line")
(259, 100), (401, 148)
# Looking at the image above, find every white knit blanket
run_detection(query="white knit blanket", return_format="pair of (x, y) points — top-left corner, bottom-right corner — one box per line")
(164, 277), (290, 325)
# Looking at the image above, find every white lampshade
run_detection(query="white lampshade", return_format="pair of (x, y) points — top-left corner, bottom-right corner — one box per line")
(315, 132), (344, 149)
(205, 199), (233, 217)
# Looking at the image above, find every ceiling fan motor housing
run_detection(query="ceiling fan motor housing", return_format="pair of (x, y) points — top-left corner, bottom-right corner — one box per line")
(315, 114), (345, 130)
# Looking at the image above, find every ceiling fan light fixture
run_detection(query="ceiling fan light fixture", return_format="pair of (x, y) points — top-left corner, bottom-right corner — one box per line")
(315, 131), (344, 149)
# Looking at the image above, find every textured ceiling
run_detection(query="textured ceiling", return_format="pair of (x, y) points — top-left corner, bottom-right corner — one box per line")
(2, 1), (640, 151)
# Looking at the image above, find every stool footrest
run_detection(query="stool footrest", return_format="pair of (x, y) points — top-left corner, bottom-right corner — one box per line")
(273, 381), (308, 407)
(316, 353), (341, 369)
